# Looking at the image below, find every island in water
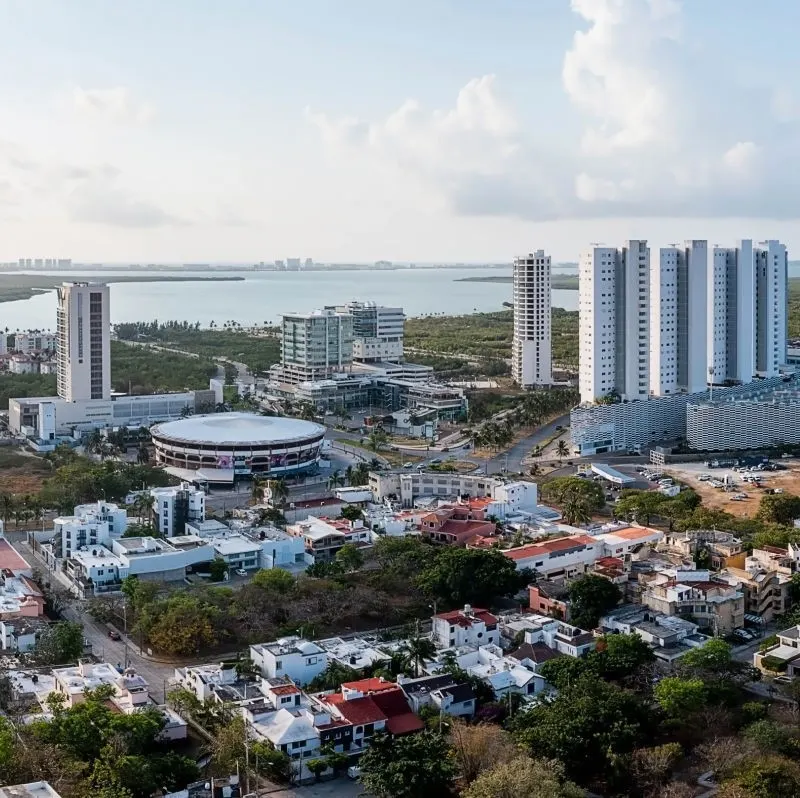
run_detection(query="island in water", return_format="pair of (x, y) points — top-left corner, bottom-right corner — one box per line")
(0, 274), (245, 303)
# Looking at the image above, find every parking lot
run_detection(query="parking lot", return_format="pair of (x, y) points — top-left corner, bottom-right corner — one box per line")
(657, 458), (800, 517)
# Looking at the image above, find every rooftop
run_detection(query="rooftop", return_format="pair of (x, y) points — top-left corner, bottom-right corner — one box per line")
(151, 412), (325, 446)
(502, 535), (598, 561)
(434, 606), (498, 628)
(0, 539), (30, 573)
(0, 783), (63, 798)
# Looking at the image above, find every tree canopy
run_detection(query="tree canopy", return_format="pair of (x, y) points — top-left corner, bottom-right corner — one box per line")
(566, 574), (622, 629)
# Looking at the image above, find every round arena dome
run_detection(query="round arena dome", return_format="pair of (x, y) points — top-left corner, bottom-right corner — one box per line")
(150, 412), (326, 476)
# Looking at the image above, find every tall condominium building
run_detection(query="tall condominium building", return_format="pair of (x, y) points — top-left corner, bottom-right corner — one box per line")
(756, 240), (788, 379)
(580, 238), (788, 405)
(56, 282), (111, 402)
(512, 250), (552, 387)
(331, 301), (405, 363)
(579, 241), (650, 403)
(653, 240), (708, 394)
(279, 309), (354, 384)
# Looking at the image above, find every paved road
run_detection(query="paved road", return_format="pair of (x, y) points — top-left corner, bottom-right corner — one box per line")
(486, 413), (570, 473)
(267, 781), (365, 798)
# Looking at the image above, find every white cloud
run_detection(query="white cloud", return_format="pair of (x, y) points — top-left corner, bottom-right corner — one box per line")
(72, 86), (155, 124)
(0, 142), (181, 228)
(308, 0), (800, 221)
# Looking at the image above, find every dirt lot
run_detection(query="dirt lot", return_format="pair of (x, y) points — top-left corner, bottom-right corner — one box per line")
(661, 459), (800, 518)
(0, 448), (51, 495)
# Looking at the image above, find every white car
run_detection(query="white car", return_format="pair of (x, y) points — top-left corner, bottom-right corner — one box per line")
(235, 568), (248, 577)
(347, 766), (362, 780)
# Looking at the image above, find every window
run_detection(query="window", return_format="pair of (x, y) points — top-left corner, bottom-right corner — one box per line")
(275, 660), (282, 670)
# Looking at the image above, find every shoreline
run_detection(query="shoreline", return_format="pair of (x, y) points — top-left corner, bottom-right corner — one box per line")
(0, 275), (245, 304)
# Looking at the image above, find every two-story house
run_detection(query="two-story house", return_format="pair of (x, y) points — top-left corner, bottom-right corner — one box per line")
(432, 605), (500, 649)
(250, 637), (328, 685)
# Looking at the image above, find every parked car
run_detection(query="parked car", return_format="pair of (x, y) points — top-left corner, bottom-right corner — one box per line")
(347, 766), (362, 780)
(235, 568), (248, 577)
(107, 629), (121, 641)
(402, 462), (414, 469)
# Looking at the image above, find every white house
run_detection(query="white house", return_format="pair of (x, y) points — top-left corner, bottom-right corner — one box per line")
(208, 534), (262, 572)
(173, 662), (241, 703)
(594, 525), (664, 557)
(432, 605), (500, 649)
(0, 619), (41, 652)
(54, 500), (128, 559)
(250, 637), (328, 685)
(0, 784), (63, 798)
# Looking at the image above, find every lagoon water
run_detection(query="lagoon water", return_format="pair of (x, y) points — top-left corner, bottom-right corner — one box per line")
(0, 267), (578, 330)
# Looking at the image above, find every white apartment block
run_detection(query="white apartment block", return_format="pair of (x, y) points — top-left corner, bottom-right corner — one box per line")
(512, 251), (552, 387)
(56, 282), (111, 402)
(581, 238), (788, 406)
(9, 331), (57, 354)
(150, 482), (206, 537)
(579, 241), (650, 403)
(756, 240), (788, 378)
(278, 309), (354, 384)
(333, 301), (405, 363)
(54, 501), (128, 559)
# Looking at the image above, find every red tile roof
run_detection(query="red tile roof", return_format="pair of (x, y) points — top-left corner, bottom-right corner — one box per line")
(503, 535), (598, 562)
(369, 688), (412, 717)
(435, 607), (498, 627)
(270, 684), (301, 696)
(330, 696), (386, 725)
(341, 677), (398, 695)
(385, 713), (425, 735)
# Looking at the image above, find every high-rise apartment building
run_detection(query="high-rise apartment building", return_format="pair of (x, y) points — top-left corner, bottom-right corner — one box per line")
(278, 309), (353, 384)
(580, 238), (788, 405)
(579, 241), (649, 403)
(56, 282), (111, 402)
(512, 251), (552, 387)
(332, 301), (405, 363)
(756, 240), (788, 379)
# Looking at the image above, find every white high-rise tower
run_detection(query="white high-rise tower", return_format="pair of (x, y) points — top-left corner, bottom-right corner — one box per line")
(512, 251), (552, 387)
(56, 282), (111, 402)
(578, 240), (649, 403)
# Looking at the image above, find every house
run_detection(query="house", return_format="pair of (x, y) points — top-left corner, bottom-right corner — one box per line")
(507, 641), (560, 672)
(592, 556), (629, 585)
(397, 673), (476, 716)
(173, 662), (242, 703)
(528, 580), (571, 620)
(250, 637), (328, 685)
(317, 638), (392, 670)
(208, 534), (263, 572)
(658, 530), (746, 570)
(429, 644), (545, 702)
(594, 525), (664, 558)
(286, 517), (368, 562)
(714, 566), (791, 623)
(432, 605), (500, 649)
(247, 705), (324, 764)
(51, 661), (150, 710)
(320, 693), (389, 750)
(0, 619), (46, 652)
(0, 574), (45, 618)
(501, 535), (604, 579)
(418, 506), (496, 546)
(499, 612), (596, 657)
(755, 625), (800, 675)
(641, 570), (745, 634)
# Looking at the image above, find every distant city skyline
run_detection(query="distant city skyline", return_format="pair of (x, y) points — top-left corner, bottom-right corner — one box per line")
(2, 1), (800, 261)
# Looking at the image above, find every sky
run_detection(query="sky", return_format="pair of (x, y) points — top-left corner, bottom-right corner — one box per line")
(2, 0), (800, 263)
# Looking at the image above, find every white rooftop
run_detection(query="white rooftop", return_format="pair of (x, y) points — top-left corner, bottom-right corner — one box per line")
(0, 783), (63, 798)
(152, 412), (325, 445)
(210, 534), (261, 556)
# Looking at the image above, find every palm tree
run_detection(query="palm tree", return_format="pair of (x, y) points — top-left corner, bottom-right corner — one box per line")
(0, 493), (15, 526)
(269, 478), (290, 508)
(327, 470), (345, 490)
(562, 495), (591, 527)
(251, 478), (264, 503)
(367, 428), (388, 452)
(555, 440), (570, 461)
(136, 444), (150, 465)
(350, 463), (370, 486)
(399, 635), (437, 677)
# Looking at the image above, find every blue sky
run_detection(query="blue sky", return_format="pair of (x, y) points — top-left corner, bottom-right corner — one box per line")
(2, 0), (800, 262)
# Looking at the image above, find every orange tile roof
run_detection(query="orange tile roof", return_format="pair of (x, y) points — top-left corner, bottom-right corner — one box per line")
(606, 526), (661, 541)
(503, 535), (597, 561)
(270, 684), (301, 696)
(341, 677), (398, 694)
(0, 540), (29, 572)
